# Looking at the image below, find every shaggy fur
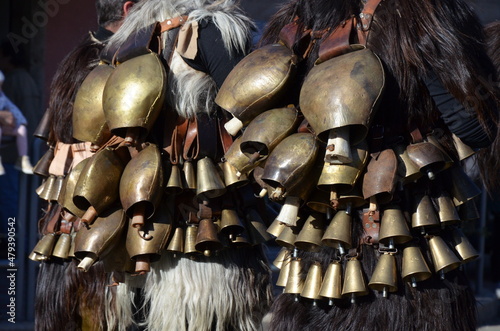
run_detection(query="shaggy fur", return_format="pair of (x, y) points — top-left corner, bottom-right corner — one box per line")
(105, 0), (254, 118)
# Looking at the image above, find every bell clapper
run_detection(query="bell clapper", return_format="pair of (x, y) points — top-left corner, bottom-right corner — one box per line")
(325, 127), (352, 164)
(388, 238), (395, 250)
(326, 207), (334, 220)
(135, 255), (151, 275)
(426, 168), (436, 180)
(77, 253), (98, 272)
(350, 293), (357, 304)
(382, 286), (389, 298)
(124, 127), (140, 146)
(132, 203), (146, 228)
(328, 298), (334, 306)
(439, 270), (445, 280)
(312, 299), (317, 307)
(330, 188), (339, 209)
(224, 117), (243, 136)
(369, 196), (378, 213)
(81, 206), (98, 225)
(256, 188), (267, 198)
(346, 203), (353, 216)
(338, 244), (346, 256)
(247, 151), (261, 165)
(411, 277), (418, 288)
(204, 250), (212, 257)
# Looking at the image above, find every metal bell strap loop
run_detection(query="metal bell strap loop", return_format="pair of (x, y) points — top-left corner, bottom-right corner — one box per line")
(164, 116), (189, 194)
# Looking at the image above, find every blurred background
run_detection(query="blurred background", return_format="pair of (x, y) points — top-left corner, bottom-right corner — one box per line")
(0, 0), (497, 329)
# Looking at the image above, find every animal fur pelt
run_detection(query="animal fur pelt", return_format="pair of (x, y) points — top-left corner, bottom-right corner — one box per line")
(254, 0), (500, 330)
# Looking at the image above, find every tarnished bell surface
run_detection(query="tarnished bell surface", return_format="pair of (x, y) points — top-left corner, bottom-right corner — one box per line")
(220, 208), (245, 240)
(220, 160), (248, 188)
(58, 158), (89, 218)
(74, 207), (127, 262)
(368, 253), (398, 294)
(284, 258), (304, 294)
(126, 200), (172, 261)
(73, 148), (126, 217)
(319, 261), (343, 300)
(276, 257), (292, 287)
(435, 193), (460, 226)
(362, 149), (398, 204)
(299, 48), (385, 144)
(166, 226), (185, 254)
(342, 258), (368, 298)
(294, 214), (326, 252)
(322, 210), (352, 251)
(428, 235), (461, 275)
(52, 233), (72, 259)
(196, 157), (227, 200)
(261, 133), (319, 193)
(301, 262), (323, 300)
(406, 142), (447, 180)
(307, 189), (334, 215)
(318, 140), (369, 193)
(393, 143), (422, 185)
(411, 195), (440, 229)
(73, 64), (113, 145)
(379, 206), (412, 247)
(195, 219), (224, 256)
(215, 44), (297, 133)
(32, 233), (57, 257)
(49, 176), (65, 202)
(39, 175), (56, 201)
(103, 53), (166, 140)
(239, 106), (300, 163)
(120, 144), (164, 219)
(402, 246), (432, 286)
(225, 136), (261, 176)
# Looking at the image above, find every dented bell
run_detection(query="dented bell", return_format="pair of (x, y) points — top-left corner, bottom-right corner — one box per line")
(393, 143), (422, 185)
(103, 53), (166, 144)
(300, 48), (385, 147)
(216, 44), (297, 135)
(73, 63), (113, 147)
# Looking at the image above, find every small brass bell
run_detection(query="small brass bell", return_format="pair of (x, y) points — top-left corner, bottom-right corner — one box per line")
(435, 193), (460, 227)
(196, 157), (227, 200)
(406, 141), (448, 180)
(379, 206), (412, 249)
(450, 228), (479, 263)
(276, 256), (292, 288)
(34, 109), (51, 141)
(220, 159), (248, 188)
(273, 247), (291, 269)
(224, 136), (259, 177)
(319, 261), (343, 304)
(342, 258), (368, 303)
(307, 189), (334, 215)
(220, 208), (245, 240)
(428, 235), (461, 279)
(337, 185), (366, 215)
(275, 223), (300, 249)
(36, 180), (46, 196)
(166, 226), (185, 255)
(184, 225), (200, 256)
(48, 176), (65, 202)
(448, 166), (481, 206)
(183, 160), (197, 191)
(368, 253), (398, 297)
(294, 214), (326, 252)
(39, 175), (57, 201)
(230, 231), (252, 248)
(33, 145), (55, 178)
(284, 258), (304, 295)
(31, 233), (57, 258)
(300, 262), (323, 300)
(267, 218), (287, 238)
(411, 195), (440, 232)
(322, 210), (352, 255)
(458, 199), (480, 222)
(195, 219), (223, 256)
(452, 134), (475, 161)
(58, 158), (89, 219)
(165, 164), (184, 195)
(401, 245), (432, 287)
(393, 143), (422, 185)
(51, 233), (72, 259)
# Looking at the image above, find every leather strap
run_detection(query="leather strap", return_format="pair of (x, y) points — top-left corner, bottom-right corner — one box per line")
(45, 204), (63, 234)
(410, 126), (424, 143)
(183, 118), (199, 161)
(317, 17), (355, 64)
(160, 15), (188, 33)
(360, 209), (380, 245)
(279, 18), (313, 59)
(49, 142), (73, 176)
(164, 117), (188, 164)
(356, 0), (383, 45)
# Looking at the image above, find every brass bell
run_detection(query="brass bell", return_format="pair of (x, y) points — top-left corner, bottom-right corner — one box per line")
(458, 199), (480, 222)
(165, 164), (184, 195)
(273, 247), (291, 269)
(411, 195), (440, 232)
(319, 261), (343, 303)
(245, 209), (272, 244)
(183, 160), (197, 191)
(51, 233), (72, 259)
(406, 141), (448, 180)
(31, 233), (57, 258)
(300, 48), (385, 147)
(447, 165), (481, 206)
(48, 176), (65, 202)
(28, 251), (44, 262)
(294, 214), (326, 252)
(58, 158), (89, 219)
(362, 149), (398, 206)
(428, 235), (461, 279)
(195, 219), (223, 256)
(33, 145), (55, 178)
(230, 231), (252, 248)
(275, 222), (301, 249)
(368, 253), (398, 297)
(216, 43), (297, 135)
(103, 53), (166, 144)
(196, 157), (227, 200)
(307, 189), (335, 216)
(73, 148), (127, 225)
(322, 210), (352, 255)
(337, 184), (367, 215)
(73, 63), (113, 147)
(39, 175), (57, 201)
(342, 258), (368, 303)
(276, 256), (292, 288)
(224, 136), (259, 178)
(166, 226), (185, 255)
(426, 132), (454, 171)
(184, 225), (200, 256)
(301, 262), (323, 300)
(239, 106), (301, 166)
(267, 218), (287, 238)
(379, 206), (412, 249)
(393, 143), (422, 185)
(284, 258), (304, 295)
(33, 109), (51, 141)
(36, 180), (46, 196)
(74, 207), (128, 272)
(434, 193), (460, 227)
(220, 159), (248, 188)
(452, 134), (475, 161)
(450, 228), (479, 263)
(220, 208), (245, 240)
(401, 245), (432, 287)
